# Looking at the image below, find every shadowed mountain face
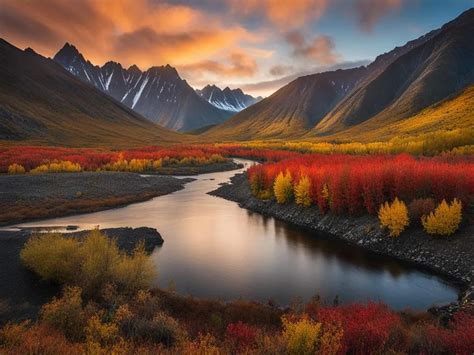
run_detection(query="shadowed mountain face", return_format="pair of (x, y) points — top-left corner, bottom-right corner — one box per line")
(197, 85), (261, 112)
(204, 67), (368, 140)
(205, 8), (474, 141)
(312, 8), (474, 135)
(54, 44), (233, 132)
(0, 39), (185, 146)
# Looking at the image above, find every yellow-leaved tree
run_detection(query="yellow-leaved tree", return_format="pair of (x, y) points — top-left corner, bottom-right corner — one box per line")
(294, 175), (312, 207)
(274, 171), (293, 204)
(378, 198), (409, 237)
(422, 199), (462, 236)
(7, 163), (26, 174)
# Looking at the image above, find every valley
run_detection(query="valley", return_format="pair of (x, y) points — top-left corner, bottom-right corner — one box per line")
(0, 3), (473, 354)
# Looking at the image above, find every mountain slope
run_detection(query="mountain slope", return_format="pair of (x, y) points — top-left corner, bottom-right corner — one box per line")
(312, 8), (474, 135)
(203, 67), (367, 140)
(54, 44), (233, 132)
(0, 39), (185, 147)
(322, 84), (474, 142)
(197, 85), (261, 112)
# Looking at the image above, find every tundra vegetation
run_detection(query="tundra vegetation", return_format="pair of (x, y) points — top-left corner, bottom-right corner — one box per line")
(1, 229), (472, 354)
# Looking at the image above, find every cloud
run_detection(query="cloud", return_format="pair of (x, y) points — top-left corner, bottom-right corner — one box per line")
(0, 0), (258, 68)
(269, 65), (294, 76)
(286, 31), (339, 65)
(354, 0), (403, 32)
(179, 52), (258, 78)
(230, 0), (328, 29)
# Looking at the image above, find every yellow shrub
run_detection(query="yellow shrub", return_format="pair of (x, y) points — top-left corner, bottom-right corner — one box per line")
(294, 175), (312, 207)
(422, 199), (462, 236)
(20, 233), (80, 283)
(113, 242), (156, 294)
(282, 315), (321, 354)
(20, 229), (155, 296)
(7, 163), (26, 174)
(30, 161), (81, 174)
(85, 314), (118, 347)
(152, 159), (162, 170)
(378, 198), (409, 237)
(274, 171), (293, 204)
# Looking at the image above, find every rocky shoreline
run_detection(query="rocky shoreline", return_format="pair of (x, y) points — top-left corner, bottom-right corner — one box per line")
(0, 227), (163, 323)
(210, 173), (474, 312)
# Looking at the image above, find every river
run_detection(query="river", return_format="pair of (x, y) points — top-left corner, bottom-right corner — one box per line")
(12, 159), (459, 309)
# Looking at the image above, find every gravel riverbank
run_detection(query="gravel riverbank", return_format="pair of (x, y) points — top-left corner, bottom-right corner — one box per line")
(210, 173), (474, 312)
(0, 172), (194, 226)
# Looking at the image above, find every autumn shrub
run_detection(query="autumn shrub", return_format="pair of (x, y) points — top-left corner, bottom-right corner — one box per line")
(274, 170), (293, 204)
(378, 198), (409, 237)
(282, 314), (321, 354)
(319, 322), (344, 355)
(20, 229), (155, 296)
(7, 163), (25, 174)
(30, 160), (82, 174)
(118, 311), (184, 347)
(85, 314), (119, 348)
(0, 322), (82, 354)
(422, 199), (463, 236)
(113, 242), (156, 294)
(408, 198), (435, 225)
(294, 175), (312, 207)
(318, 302), (401, 354)
(225, 321), (258, 350)
(247, 153), (473, 216)
(20, 233), (80, 283)
(40, 287), (87, 341)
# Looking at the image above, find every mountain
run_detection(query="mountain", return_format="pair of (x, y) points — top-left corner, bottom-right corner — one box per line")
(196, 85), (261, 112)
(53, 44), (233, 132)
(205, 8), (473, 141)
(311, 8), (474, 136)
(203, 67), (367, 140)
(0, 39), (185, 147)
(326, 84), (474, 142)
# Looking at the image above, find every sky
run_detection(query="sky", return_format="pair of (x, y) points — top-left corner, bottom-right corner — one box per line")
(0, 0), (472, 97)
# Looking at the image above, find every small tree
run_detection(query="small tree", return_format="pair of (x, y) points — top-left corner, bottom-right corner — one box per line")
(422, 199), (462, 236)
(378, 198), (409, 237)
(274, 171), (293, 204)
(294, 175), (312, 207)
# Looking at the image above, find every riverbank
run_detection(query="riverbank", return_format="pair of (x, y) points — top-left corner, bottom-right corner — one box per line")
(0, 172), (195, 226)
(0, 227), (163, 323)
(210, 173), (474, 312)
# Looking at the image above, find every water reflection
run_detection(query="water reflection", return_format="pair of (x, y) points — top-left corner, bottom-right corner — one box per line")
(10, 159), (459, 309)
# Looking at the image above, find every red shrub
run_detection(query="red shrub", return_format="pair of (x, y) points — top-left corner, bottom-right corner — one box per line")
(317, 302), (401, 354)
(225, 321), (258, 349)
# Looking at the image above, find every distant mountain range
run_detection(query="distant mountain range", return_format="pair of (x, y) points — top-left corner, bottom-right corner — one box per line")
(53, 44), (251, 132)
(205, 8), (474, 141)
(197, 85), (261, 112)
(0, 39), (185, 146)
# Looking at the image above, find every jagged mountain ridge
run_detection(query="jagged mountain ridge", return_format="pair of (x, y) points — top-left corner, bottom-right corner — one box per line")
(196, 84), (261, 112)
(53, 44), (233, 132)
(0, 39), (184, 146)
